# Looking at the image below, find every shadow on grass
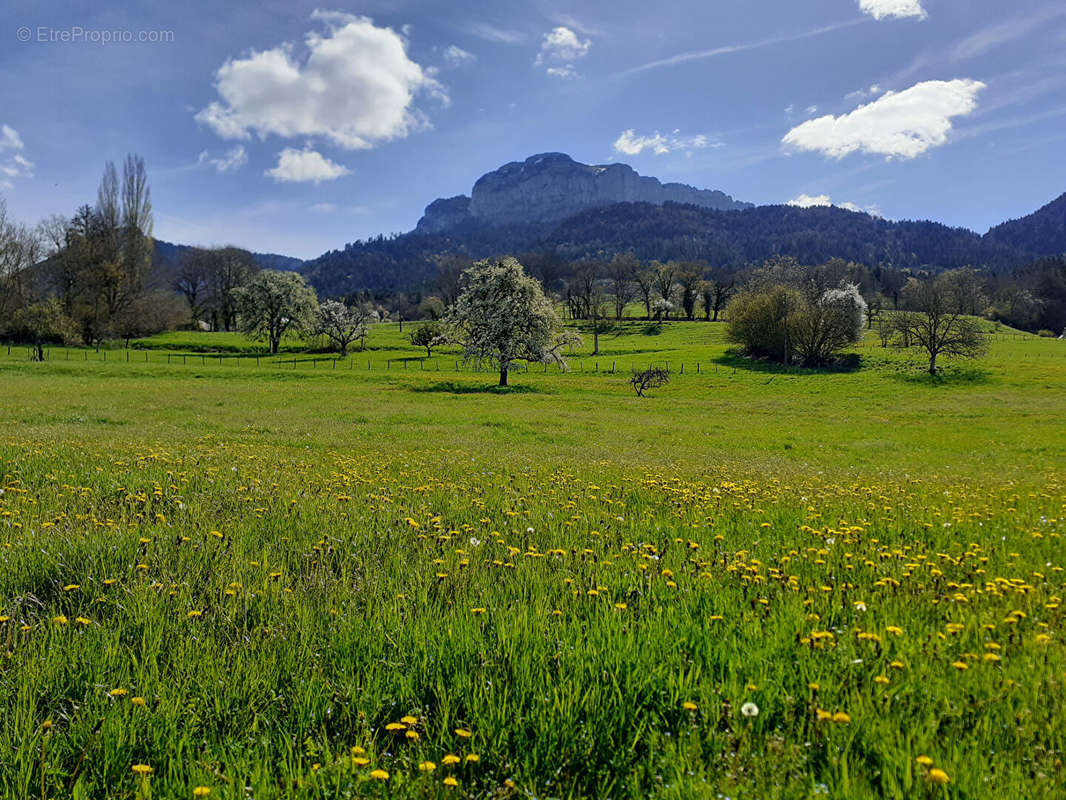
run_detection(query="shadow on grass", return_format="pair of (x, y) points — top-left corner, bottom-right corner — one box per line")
(714, 350), (864, 375)
(891, 366), (992, 386)
(411, 381), (549, 395)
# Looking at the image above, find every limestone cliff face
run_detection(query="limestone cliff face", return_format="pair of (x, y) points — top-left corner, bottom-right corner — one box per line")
(414, 152), (750, 233)
(414, 196), (471, 234)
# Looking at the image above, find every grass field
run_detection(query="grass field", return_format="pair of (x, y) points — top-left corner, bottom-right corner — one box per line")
(1, 322), (1064, 799)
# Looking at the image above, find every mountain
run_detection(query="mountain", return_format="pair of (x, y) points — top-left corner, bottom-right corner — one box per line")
(301, 152), (1066, 298)
(152, 240), (304, 273)
(415, 152), (751, 233)
(986, 193), (1066, 256)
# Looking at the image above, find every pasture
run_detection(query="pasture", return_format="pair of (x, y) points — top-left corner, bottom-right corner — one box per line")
(1, 322), (1064, 798)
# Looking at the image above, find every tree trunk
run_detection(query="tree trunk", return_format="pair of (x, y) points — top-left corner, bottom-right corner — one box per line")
(929, 352), (937, 375)
(270, 337), (280, 355)
(499, 364), (508, 387)
(593, 327), (599, 356)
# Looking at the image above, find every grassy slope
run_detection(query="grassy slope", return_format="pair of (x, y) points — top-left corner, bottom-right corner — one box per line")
(1, 323), (1064, 799)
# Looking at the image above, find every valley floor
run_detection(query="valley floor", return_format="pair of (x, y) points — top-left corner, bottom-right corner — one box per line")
(1, 323), (1064, 798)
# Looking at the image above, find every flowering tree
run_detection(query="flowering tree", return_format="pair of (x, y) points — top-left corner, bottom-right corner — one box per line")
(446, 257), (577, 386)
(316, 300), (371, 356)
(789, 282), (867, 367)
(233, 270), (318, 354)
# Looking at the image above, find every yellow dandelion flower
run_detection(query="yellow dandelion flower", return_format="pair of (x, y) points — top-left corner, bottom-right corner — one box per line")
(443, 776), (458, 787)
(109, 688), (128, 697)
(353, 757), (370, 766)
(63, 584), (79, 591)
(442, 754), (461, 765)
(52, 615), (68, 625)
(927, 768), (950, 785)
(405, 730), (420, 740)
(455, 728), (472, 738)
(465, 753), (480, 763)
(350, 746), (365, 756)
(385, 722), (406, 732)
(418, 761), (436, 772)
(193, 788), (211, 797)
(369, 768), (389, 781)
(951, 661), (968, 670)
(400, 715), (418, 725)
(832, 711), (851, 724)
(131, 696), (146, 706)
(131, 764), (153, 776)
(681, 701), (698, 711)
(916, 755), (933, 766)
(75, 617), (91, 626)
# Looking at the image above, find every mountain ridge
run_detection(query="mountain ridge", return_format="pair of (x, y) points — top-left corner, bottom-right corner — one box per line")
(416, 152), (751, 233)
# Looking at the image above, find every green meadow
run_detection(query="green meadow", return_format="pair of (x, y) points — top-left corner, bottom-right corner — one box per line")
(1, 322), (1064, 799)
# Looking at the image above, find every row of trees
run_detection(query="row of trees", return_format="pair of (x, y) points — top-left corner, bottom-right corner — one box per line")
(724, 259), (988, 374)
(0, 156), (189, 357)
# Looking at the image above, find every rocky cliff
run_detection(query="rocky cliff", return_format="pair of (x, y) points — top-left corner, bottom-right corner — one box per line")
(415, 152), (751, 233)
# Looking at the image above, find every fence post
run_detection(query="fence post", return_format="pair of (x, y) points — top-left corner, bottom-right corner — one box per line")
(681, 363), (684, 374)
(612, 361), (615, 374)
(697, 363), (700, 373)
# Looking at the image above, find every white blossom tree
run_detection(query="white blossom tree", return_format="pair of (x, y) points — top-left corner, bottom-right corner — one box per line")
(233, 270), (318, 354)
(316, 299), (371, 356)
(445, 257), (578, 386)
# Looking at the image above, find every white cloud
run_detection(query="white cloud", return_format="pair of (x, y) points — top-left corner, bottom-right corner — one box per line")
(466, 22), (525, 45)
(310, 202), (337, 213)
(536, 26), (590, 78)
(538, 27), (591, 62)
(546, 65), (579, 80)
(788, 193), (878, 215)
(198, 145), (248, 173)
(442, 44), (476, 68)
(613, 129), (720, 156)
(0, 124), (32, 188)
(196, 12), (444, 151)
(1, 125), (24, 152)
(858, 0), (927, 21)
(782, 79), (985, 159)
(266, 148), (350, 183)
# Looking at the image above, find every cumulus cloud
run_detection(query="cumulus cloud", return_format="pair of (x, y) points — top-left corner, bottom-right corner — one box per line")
(196, 11), (444, 151)
(442, 44), (476, 68)
(0, 124), (33, 189)
(782, 79), (985, 159)
(536, 26), (590, 77)
(858, 0), (927, 21)
(266, 148), (350, 183)
(613, 129), (720, 156)
(787, 193), (878, 215)
(198, 145), (248, 173)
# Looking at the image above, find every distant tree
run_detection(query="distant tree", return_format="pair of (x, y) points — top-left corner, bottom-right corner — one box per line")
(174, 248), (213, 324)
(896, 275), (989, 375)
(445, 257), (577, 387)
(418, 295), (445, 320)
(652, 297), (674, 322)
(654, 261), (677, 317)
(410, 322), (443, 357)
(607, 253), (638, 319)
(0, 198), (42, 322)
(9, 299), (79, 361)
(633, 265), (657, 320)
(788, 283), (867, 367)
(316, 299), (370, 356)
(207, 247), (259, 331)
(629, 366), (670, 398)
(234, 270), (318, 354)
(940, 267), (988, 316)
(702, 272), (736, 321)
(726, 285), (803, 365)
(677, 267), (704, 320)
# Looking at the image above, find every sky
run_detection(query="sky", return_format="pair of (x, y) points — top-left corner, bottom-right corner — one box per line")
(2, 0), (1066, 259)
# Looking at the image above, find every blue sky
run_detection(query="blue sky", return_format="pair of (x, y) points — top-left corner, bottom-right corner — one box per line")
(3, 0), (1066, 258)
